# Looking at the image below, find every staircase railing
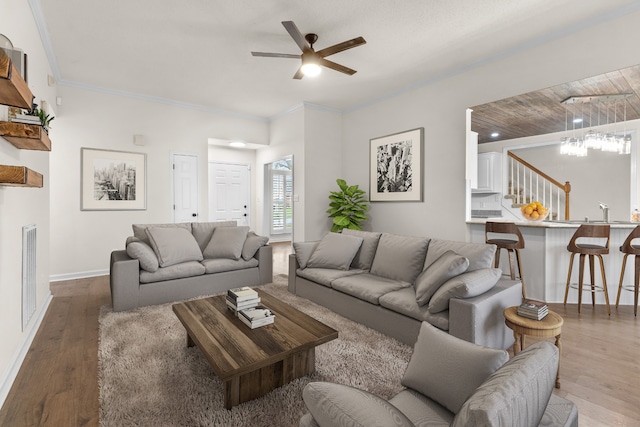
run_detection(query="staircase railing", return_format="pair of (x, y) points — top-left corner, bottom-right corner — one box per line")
(506, 151), (571, 220)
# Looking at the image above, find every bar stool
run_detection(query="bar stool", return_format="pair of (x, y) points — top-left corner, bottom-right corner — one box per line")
(616, 225), (640, 316)
(485, 221), (526, 298)
(563, 224), (611, 315)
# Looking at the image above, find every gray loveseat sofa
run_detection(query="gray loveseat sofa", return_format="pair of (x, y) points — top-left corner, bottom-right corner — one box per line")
(110, 221), (272, 311)
(288, 230), (522, 349)
(300, 322), (578, 427)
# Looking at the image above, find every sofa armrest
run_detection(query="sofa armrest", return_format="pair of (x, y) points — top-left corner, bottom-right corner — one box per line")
(288, 254), (299, 293)
(256, 245), (273, 284)
(109, 250), (141, 312)
(449, 278), (522, 350)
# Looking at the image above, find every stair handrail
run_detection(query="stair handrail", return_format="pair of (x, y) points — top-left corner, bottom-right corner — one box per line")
(507, 151), (571, 219)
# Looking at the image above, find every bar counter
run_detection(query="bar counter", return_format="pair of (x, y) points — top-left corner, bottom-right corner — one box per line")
(468, 219), (639, 306)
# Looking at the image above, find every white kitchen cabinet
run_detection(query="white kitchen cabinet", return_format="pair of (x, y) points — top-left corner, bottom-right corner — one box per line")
(473, 152), (502, 193)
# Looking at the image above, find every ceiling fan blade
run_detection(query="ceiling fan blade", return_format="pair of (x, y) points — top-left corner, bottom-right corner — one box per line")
(318, 58), (357, 75)
(251, 52), (300, 59)
(282, 21), (308, 52)
(293, 67), (304, 80)
(316, 37), (366, 58)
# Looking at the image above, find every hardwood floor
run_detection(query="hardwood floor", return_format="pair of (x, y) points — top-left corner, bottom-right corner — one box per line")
(0, 240), (638, 426)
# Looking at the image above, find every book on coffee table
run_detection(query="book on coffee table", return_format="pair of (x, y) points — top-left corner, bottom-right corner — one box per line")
(238, 305), (275, 329)
(227, 286), (259, 302)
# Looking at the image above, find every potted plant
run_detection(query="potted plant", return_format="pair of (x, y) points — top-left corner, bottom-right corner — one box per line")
(27, 103), (55, 134)
(327, 178), (369, 232)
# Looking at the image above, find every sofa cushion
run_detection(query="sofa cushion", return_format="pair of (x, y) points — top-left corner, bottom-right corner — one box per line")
(389, 389), (453, 427)
(452, 341), (558, 427)
(402, 322), (508, 414)
(241, 231), (269, 260)
(425, 239), (496, 272)
(370, 234), (430, 283)
(145, 227), (203, 268)
(379, 287), (449, 331)
(203, 226), (249, 260)
(201, 257), (259, 274)
(307, 232), (364, 270)
(341, 229), (383, 270)
(428, 268), (501, 313)
(293, 241), (319, 269)
(297, 268), (365, 288)
(139, 261), (206, 284)
(132, 222), (191, 245)
(303, 382), (414, 427)
(332, 273), (412, 305)
(414, 250), (469, 306)
(126, 240), (159, 273)
(191, 221), (238, 252)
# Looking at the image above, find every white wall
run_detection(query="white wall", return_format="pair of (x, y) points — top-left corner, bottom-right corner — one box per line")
(341, 8), (640, 241)
(49, 85), (269, 279)
(0, 0), (56, 404)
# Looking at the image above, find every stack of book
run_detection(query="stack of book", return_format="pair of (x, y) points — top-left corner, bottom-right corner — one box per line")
(226, 286), (260, 315)
(11, 113), (41, 126)
(238, 305), (275, 329)
(517, 299), (548, 320)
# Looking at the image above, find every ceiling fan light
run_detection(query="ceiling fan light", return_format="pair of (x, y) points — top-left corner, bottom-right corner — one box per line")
(301, 62), (321, 77)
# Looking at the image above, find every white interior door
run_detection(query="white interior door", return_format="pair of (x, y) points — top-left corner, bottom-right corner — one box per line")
(173, 154), (199, 223)
(209, 162), (250, 226)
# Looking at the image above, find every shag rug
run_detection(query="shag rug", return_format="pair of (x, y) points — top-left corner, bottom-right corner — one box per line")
(98, 275), (412, 427)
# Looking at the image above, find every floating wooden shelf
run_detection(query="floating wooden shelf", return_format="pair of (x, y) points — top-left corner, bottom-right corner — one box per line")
(0, 56), (33, 109)
(0, 165), (43, 187)
(0, 121), (51, 151)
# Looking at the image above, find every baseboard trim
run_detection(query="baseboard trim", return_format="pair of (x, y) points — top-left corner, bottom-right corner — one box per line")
(49, 269), (109, 282)
(0, 291), (53, 410)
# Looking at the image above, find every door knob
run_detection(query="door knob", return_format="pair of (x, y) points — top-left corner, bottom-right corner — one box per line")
(192, 213), (197, 217)
(243, 213), (247, 217)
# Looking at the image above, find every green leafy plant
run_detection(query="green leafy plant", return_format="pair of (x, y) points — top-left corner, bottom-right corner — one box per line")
(327, 178), (369, 232)
(29, 103), (55, 133)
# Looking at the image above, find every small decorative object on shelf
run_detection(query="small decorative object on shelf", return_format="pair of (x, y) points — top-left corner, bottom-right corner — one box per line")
(517, 298), (548, 320)
(238, 305), (275, 329)
(521, 201), (549, 222)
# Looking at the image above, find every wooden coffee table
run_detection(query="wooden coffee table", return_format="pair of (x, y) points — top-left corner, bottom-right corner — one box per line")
(172, 288), (338, 409)
(503, 306), (563, 388)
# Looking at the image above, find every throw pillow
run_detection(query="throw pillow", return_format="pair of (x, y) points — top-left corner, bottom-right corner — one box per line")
(307, 232), (364, 270)
(341, 229), (383, 270)
(425, 239), (496, 272)
(126, 240), (159, 272)
(191, 221), (238, 252)
(370, 234), (431, 283)
(293, 241), (319, 269)
(132, 223), (191, 245)
(452, 341), (558, 427)
(145, 227), (203, 268)
(428, 268), (501, 313)
(402, 322), (508, 414)
(303, 382), (414, 427)
(414, 250), (469, 306)
(241, 231), (269, 260)
(203, 226), (249, 260)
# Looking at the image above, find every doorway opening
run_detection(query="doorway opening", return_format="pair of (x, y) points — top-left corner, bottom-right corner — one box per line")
(266, 156), (293, 242)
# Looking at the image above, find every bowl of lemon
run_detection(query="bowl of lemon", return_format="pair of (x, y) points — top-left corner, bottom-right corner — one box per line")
(521, 201), (549, 221)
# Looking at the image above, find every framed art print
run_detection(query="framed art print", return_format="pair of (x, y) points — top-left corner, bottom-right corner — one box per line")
(369, 128), (423, 202)
(81, 147), (146, 210)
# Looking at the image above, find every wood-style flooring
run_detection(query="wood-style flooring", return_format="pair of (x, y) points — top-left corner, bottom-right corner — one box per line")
(0, 241), (638, 426)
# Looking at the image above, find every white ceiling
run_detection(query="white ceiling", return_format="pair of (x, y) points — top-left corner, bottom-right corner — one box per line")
(34, 0), (640, 120)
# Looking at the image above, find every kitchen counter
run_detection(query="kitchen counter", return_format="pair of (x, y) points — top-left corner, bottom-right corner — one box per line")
(468, 220), (638, 306)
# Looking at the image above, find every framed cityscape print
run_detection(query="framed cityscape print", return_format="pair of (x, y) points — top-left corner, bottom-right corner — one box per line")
(369, 127), (423, 202)
(81, 147), (147, 210)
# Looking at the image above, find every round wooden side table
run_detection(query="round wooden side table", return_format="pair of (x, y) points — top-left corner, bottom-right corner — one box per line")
(503, 306), (564, 388)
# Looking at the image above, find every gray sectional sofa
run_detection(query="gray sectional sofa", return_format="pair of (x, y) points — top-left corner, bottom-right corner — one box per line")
(288, 230), (522, 349)
(110, 221), (272, 311)
(300, 322), (578, 427)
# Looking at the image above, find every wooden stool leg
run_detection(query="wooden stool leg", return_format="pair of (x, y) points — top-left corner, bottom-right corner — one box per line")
(554, 333), (562, 389)
(589, 254), (596, 307)
(617, 254), (628, 308)
(515, 249), (526, 299)
(494, 248), (501, 269)
(635, 255), (640, 317)
(507, 249), (516, 280)
(578, 254), (586, 313)
(597, 254), (611, 315)
(564, 253), (576, 306)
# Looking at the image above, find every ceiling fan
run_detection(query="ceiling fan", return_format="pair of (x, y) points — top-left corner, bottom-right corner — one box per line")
(251, 21), (366, 79)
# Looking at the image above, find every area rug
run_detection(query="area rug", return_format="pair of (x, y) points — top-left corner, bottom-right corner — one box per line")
(98, 275), (412, 426)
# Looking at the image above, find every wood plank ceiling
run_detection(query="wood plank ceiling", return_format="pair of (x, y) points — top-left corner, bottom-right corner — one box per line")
(471, 64), (640, 144)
